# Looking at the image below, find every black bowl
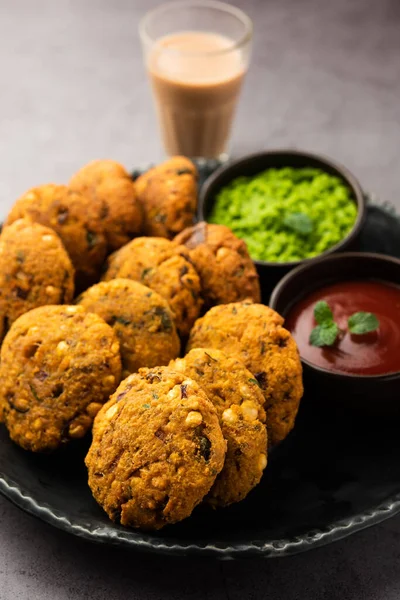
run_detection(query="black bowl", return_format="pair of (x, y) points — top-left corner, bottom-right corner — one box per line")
(199, 149), (366, 301)
(269, 252), (400, 417)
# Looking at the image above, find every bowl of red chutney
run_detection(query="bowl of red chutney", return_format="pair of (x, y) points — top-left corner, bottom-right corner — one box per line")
(269, 252), (400, 416)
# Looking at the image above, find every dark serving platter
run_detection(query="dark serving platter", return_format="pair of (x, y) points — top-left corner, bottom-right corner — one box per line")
(1, 183), (400, 558)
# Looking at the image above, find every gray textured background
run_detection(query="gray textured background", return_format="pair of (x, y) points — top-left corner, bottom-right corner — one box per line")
(1, 0), (400, 598)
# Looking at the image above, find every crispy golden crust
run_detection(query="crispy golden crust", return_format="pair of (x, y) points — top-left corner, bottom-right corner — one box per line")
(5, 184), (107, 289)
(170, 348), (267, 507)
(0, 305), (121, 452)
(86, 367), (226, 530)
(187, 301), (303, 447)
(103, 237), (202, 337)
(77, 279), (180, 378)
(135, 157), (197, 239)
(175, 222), (261, 309)
(0, 220), (74, 342)
(69, 160), (143, 252)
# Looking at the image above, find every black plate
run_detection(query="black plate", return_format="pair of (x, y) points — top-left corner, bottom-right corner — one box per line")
(1, 194), (400, 558)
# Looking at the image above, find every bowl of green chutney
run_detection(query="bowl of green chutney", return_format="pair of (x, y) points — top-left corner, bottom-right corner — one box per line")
(199, 149), (366, 300)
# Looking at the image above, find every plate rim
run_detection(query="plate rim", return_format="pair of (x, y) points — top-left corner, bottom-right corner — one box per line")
(2, 460), (400, 558)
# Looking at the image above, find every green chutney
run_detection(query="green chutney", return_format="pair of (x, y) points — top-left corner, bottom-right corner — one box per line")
(208, 167), (357, 263)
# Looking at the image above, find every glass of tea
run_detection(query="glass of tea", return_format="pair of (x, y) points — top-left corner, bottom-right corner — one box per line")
(139, 0), (253, 163)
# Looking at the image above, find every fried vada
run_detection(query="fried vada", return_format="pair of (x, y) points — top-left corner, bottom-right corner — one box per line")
(86, 367), (226, 530)
(5, 184), (107, 289)
(175, 222), (261, 310)
(170, 348), (267, 507)
(135, 156), (197, 239)
(77, 279), (180, 378)
(70, 159), (143, 252)
(103, 237), (202, 337)
(187, 301), (303, 447)
(0, 219), (74, 342)
(0, 305), (121, 452)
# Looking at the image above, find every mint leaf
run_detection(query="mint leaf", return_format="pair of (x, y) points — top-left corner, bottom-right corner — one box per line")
(348, 312), (380, 335)
(283, 212), (313, 235)
(314, 300), (334, 325)
(309, 322), (339, 347)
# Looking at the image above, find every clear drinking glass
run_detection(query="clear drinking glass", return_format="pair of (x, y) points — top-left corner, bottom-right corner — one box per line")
(139, 0), (252, 163)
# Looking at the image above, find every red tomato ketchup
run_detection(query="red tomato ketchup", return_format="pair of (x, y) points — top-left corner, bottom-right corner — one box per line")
(285, 280), (400, 376)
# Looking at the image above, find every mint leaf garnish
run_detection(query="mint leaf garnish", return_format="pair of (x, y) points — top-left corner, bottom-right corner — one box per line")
(283, 212), (313, 235)
(348, 312), (380, 335)
(309, 322), (339, 347)
(314, 300), (333, 325)
(310, 300), (338, 345)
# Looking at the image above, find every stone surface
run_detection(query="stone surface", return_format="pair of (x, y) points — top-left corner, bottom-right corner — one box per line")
(1, 0), (400, 598)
